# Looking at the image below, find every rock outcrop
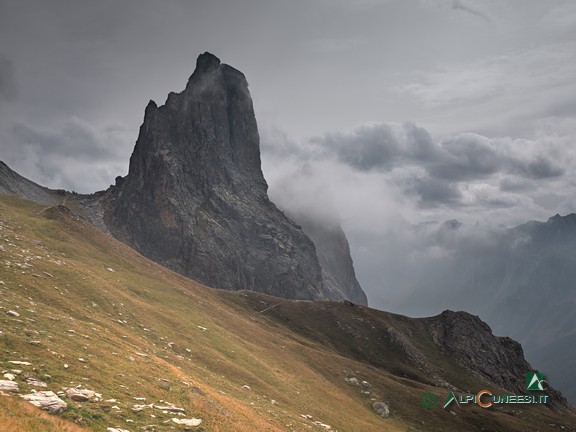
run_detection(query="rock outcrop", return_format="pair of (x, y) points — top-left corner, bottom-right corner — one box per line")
(100, 52), (366, 303)
(427, 310), (568, 408)
(171, 418), (202, 427)
(66, 388), (97, 401)
(0, 380), (19, 392)
(372, 401), (390, 418)
(21, 391), (68, 414)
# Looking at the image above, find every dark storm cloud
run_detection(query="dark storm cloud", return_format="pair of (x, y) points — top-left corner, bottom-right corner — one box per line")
(512, 156), (564, 180)
(296, 123), (568, 209)
(437, 134), (564, 181)
(313, 124), (565, 182)
(405, 177), (462, 208)
(311, 123), (439, 172)
(4, 117), (132, 193)
(12, 119), (124, 160)
(0, 56), (17, 103)
(499, 177), (534, 192)
(312, 125), (400, 171)
(431, 134), (501, 180)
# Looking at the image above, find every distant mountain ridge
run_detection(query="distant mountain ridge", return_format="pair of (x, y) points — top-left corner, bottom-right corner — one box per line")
(0, 161), (62, 205)
(395, 214), (576, 404)
(0, 52), (367, 305)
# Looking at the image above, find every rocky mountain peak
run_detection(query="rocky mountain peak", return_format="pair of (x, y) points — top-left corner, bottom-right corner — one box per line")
(101, 52), (367, 304)
(546, 213), (576, 227)
(127, 52), (264, 198)
(195, 51), (221, 73)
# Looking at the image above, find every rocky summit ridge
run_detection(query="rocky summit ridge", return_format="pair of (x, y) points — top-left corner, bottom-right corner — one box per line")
(0, 52), (367, 305)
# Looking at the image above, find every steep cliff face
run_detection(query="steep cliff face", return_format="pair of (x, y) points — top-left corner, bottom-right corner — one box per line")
(289, 212), (368, 305)
(102, 52), (366, 303)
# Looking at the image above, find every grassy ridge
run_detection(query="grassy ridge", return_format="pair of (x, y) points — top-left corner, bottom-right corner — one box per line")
(0, 195), (574, 432)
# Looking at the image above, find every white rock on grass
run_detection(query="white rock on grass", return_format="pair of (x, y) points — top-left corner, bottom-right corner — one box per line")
(132, 404), (152, 412)
(8, 361), (32, 366)
(345, 377), (360, 386)
(6, 310), (20, 317)
(107, 429), (129, 432)
(26, 378), (48, 388)
(21, 391), (67, 413)
(0, 380), (19, 392)
(153, 402), (185, 413)
(372, 401), (390, 418)
(3, 373), (15, 381)
(172, 418), (202, 427)
(66, 388), (97, 401)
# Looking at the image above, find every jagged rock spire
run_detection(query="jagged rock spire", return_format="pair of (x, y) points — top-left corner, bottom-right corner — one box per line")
(102, 52), (366, 303)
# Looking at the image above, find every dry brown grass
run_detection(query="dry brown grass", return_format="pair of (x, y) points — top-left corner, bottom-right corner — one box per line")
(0, 195), (574, 432)
(0, 396), (90, 432)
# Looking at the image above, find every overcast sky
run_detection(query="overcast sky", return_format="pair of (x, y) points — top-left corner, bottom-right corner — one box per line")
(1, 0), (576, 311)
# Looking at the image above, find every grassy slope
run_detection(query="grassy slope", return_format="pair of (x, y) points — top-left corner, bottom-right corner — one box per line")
(0, 195), (574, 432)
(0, 395), (90, 432)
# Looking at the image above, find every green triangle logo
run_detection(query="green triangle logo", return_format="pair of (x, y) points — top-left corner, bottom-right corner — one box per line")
(443, 391), (459, 409)
(526, 372), (546, 391)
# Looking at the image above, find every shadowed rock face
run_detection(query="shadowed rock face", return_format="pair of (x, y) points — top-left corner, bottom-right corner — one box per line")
(426, 310), (568, 409)
(102, 52), (367, 303)
(428, 311), (531, 392)
(290, 212), (368, 305)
